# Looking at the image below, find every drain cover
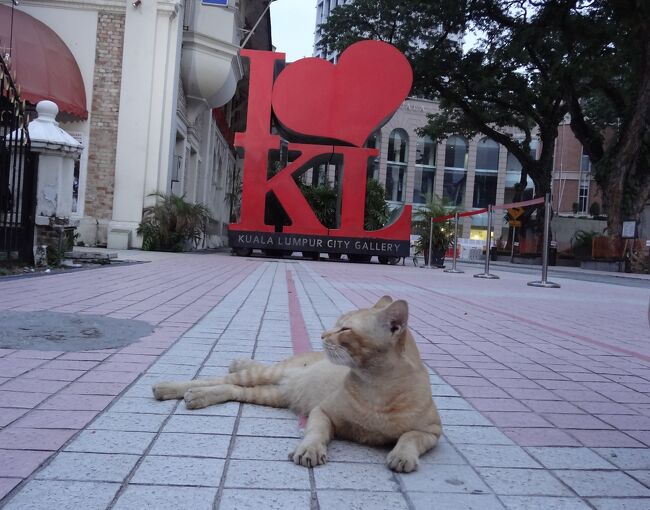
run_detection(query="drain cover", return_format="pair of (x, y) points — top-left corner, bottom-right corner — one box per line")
(0, 311), (153, 351)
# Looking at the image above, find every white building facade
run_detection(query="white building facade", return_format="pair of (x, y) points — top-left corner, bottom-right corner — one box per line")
(0, 0), (266, 249)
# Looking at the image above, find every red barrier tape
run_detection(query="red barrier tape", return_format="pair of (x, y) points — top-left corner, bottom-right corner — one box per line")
(430, 197), (545, 223)
(492, 196), (545, 210)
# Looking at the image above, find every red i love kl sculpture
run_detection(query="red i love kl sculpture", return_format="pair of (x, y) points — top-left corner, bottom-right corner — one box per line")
(228, 40), (413, 259)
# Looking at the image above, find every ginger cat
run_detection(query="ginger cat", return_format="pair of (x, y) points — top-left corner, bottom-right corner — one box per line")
(152, 295), (442, 472)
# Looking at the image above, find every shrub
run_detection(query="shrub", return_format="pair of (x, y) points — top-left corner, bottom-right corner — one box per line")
(137, 192), (214, 252)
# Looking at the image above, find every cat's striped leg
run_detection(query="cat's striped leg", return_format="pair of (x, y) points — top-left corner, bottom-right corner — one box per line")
(386, 429), (441, 473)
(289, 406), (332, 468)
(153, 363), (286, 400)
(184, 384), (289, 409)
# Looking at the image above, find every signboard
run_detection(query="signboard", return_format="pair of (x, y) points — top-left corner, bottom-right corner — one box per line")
(507, 207), (524, 227)
(508, 220), (521, 228)
(202, 0), (228, 5)
(622, 221), (637, 239)
(229, 42), (414, 258)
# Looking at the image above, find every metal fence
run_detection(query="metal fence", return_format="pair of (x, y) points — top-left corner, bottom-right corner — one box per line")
(0, 54), (36, 263)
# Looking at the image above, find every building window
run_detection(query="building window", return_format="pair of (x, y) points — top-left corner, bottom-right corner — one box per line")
(578, 177), (589, 213)
(581, 152), (591, 173)
(385, 129), (408, 202)
(366, 131), (381, 181)
(443, 136), (467, 206)
(412, 135), (436, 204)
(473, 137), (499, 208)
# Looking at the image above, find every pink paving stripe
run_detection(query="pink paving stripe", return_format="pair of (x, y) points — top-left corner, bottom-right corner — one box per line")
(286, 270), (312, 428)
(388, 276), (650, 364)
(286, 271), (312, 355)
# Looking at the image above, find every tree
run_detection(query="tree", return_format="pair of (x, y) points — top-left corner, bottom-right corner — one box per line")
(319, 0), (650, 236)
(317, 0), (567, 202)
(554, 0), (650, 235)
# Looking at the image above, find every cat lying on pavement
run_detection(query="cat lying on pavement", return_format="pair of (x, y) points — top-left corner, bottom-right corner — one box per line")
(153, 295), (442, 473)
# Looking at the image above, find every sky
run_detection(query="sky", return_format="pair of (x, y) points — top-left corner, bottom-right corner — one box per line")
(270, 0), (317, 61)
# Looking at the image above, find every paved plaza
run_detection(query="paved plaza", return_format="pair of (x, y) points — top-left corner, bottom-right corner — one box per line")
(0, 250), (649, 510)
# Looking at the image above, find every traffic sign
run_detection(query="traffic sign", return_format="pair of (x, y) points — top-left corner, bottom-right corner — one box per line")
(508, 220), (521, 227)
(508, 207), (525, 220)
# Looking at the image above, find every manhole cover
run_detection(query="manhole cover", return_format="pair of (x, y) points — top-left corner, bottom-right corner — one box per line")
(0, 311), (154, 351)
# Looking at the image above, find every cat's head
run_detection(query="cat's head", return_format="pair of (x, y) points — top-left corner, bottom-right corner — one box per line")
(321, 295), (408, 369)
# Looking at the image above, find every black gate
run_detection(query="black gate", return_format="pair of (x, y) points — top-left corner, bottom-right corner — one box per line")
(0, 55), (36, 263)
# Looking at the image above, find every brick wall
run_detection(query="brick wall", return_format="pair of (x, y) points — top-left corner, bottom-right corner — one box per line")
(84, 11), (125, 220)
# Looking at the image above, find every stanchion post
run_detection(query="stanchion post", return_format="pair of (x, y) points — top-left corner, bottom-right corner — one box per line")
(444, 212), (464, 273)
(528, 193), (560, 288)
(474, 205), (499, 279)
(427, 218), (434, 269)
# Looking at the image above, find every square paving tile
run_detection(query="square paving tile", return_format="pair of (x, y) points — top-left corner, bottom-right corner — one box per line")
(64, 430), (155, 455)
(149, 432), (230, 458)
(224, 459), (310, 490)
(0, 408), (28, 427)
(476, 467), (573, 496)
(502, 428), (581, 447)
(35, 452), (139, 483)
(456, 444), (541, 468)
(231, 436), (303, 462)
(593, 448), (650, 469)
(500, 495), (592, 510)
(589, 497), (650, 510)
(319, 490), (409, 510)
(443, 425), (515, 445)
(410, 492), (506, 510)
(12, 410), (97, 430)
(219, 488), (311, 510)
(113, 485), (218, 510)
(162, 415), (235, 435)
(88, 412), (167, 432)
(0, 450), (52, 477)
(131, 456), (224, 487)
(399, 463), (491, 494)
(568, 429), (643, 448)
(0, 427), (76, 451)
(555, 469), (650, 497)
(1, 480), (120, 510)
(236, 417), (302, 438)
(525, 447), (615, 469)
(0, 477), (21, 499)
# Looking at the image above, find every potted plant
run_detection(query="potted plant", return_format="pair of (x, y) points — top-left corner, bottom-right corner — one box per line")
(412, 194), (456, 267)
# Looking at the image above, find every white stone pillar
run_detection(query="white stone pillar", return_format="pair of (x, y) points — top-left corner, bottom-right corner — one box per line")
(26, 101), (83, 248)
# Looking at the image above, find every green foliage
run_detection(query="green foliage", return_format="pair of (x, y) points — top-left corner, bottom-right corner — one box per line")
(572, 229), (598, 260)
(364, 179), (390, 230)
(318, 0), (650, 227)
(137, 192), (214, 252)
(411, 194), (456, 255)
(297, 178), (390, 231)
(298, 182), (338, 228)
(588, 202), (601, 217)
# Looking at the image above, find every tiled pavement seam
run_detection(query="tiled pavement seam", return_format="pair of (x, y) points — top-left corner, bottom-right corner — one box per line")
(0, 256), (260, 502)
(297, 262), (650, 509)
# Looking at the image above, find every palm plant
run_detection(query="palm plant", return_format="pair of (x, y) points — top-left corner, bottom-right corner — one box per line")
(137, 192), (214, 251)
(412, 194), (457, 266)
(364, 179), (390, 230)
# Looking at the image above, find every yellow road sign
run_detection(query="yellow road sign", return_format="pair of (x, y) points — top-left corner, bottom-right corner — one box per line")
(508, 220), (522, 227)
(508, 207), (525, 220)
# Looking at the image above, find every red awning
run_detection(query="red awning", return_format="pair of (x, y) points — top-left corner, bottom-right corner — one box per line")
(0, 5), (88, 119)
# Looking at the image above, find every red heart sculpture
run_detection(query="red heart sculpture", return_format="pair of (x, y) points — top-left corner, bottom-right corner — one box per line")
(271, 40), (413, 147)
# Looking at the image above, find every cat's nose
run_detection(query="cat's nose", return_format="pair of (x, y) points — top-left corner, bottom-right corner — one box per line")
(321, 329), (334, 339)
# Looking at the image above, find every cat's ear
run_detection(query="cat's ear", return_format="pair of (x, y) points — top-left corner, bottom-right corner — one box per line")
(380, 299), (408, 336)
(373, 295), (393, 309)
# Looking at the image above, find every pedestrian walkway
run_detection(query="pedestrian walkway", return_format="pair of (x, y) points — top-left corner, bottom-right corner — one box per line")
(0, 251), (649, 509)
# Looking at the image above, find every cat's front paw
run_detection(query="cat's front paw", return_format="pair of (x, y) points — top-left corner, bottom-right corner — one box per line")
(289, 442), (327, 468)
(184, 385), (232, 409)
(152, 381), (186, 401)
(386, 449), (419, 473)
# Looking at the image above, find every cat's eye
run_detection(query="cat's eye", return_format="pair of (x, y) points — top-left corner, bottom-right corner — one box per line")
(339, 327), (351, 332)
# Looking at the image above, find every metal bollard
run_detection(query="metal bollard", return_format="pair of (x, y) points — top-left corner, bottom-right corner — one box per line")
(427, 218), (434, 269)
(528, 193), (560, 288)
(474, 205), (499, 279)
(444, 213), (464, 273)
